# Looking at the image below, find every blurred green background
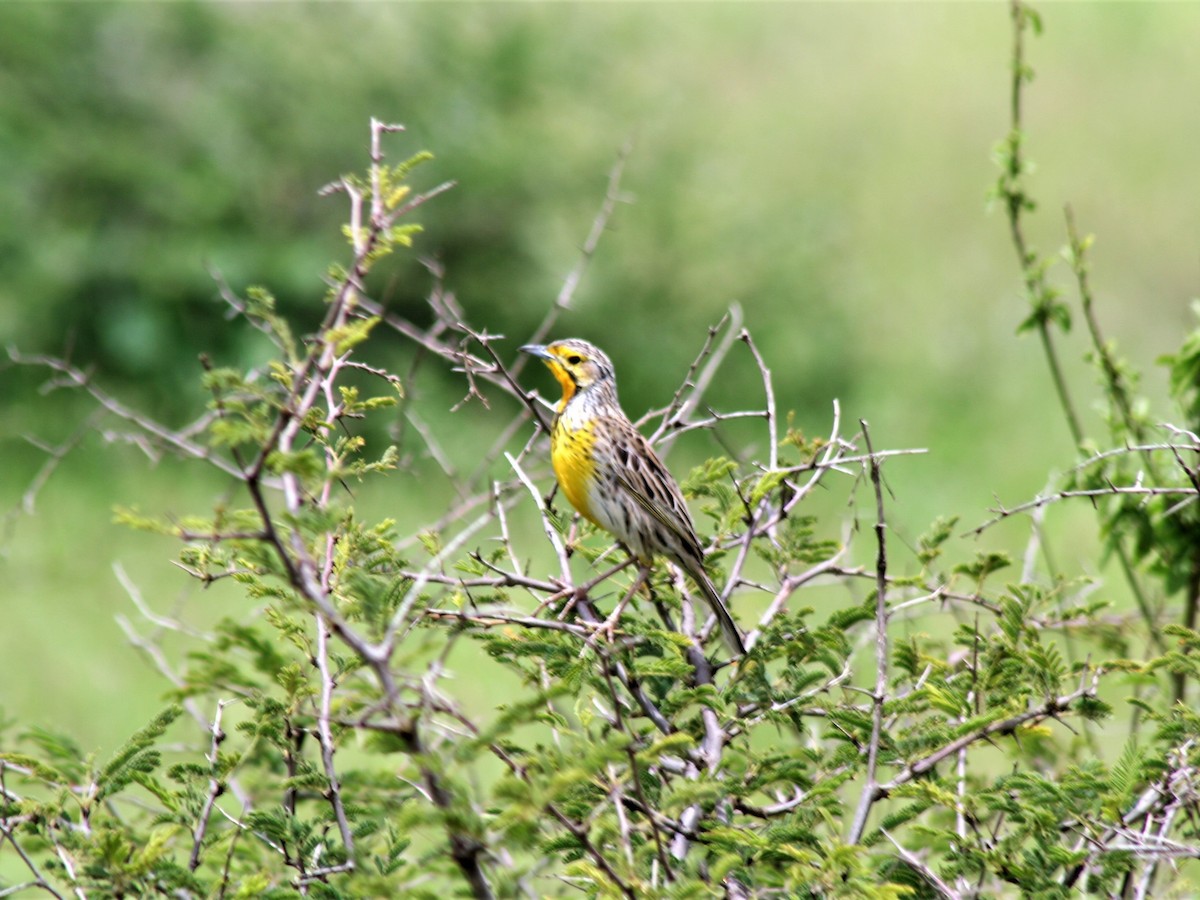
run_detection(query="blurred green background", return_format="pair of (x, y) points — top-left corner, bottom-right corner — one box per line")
(3, 3), (1198, 753)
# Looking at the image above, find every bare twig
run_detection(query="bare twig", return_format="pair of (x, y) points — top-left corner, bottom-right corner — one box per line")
(970, 483), (1198, 536)
(882, 829), (961, 900)
(738, 329), (778, 473)
(6, 349), (250, 481)
(189, 699), (232, 870)
(517, 139), (633, 369)
(314, 613), (355, 863)
(648, 307), (742, 448)
(0, 820), (67, 900)
(847, 420), (891, 845)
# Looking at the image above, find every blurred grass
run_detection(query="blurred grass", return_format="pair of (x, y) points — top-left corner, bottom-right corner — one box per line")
(2, 449), (235, 752)
(2, 3), (1198, 753)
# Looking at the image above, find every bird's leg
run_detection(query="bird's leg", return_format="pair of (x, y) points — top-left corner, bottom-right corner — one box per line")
(580, 563), (651, 655)
(555, 558), (637, 622)
(564, 514), (582, 559)
(606, 563), (652, 637)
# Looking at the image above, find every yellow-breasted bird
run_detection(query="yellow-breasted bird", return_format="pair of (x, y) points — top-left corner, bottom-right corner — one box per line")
(520, 338), (746, 656)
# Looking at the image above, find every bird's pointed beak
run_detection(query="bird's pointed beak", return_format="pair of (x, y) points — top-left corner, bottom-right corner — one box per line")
(519, 343), (554, 362)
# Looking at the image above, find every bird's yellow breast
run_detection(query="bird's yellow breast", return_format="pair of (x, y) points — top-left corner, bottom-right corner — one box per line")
(550, 414), (599, 524)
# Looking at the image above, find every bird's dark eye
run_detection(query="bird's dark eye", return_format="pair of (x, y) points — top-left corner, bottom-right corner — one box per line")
(566, 355), (583, 365)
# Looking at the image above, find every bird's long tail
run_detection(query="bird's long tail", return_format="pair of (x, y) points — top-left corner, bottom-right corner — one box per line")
(686, 565), (746, 656)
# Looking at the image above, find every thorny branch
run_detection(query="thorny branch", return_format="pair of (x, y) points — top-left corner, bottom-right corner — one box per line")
(189, 700), (232, 871)
(847, 420), (890, 845)
(1000, 0), (1083, 447)
(971, 479), (1199, 537)
(997, 0), (1168, 691)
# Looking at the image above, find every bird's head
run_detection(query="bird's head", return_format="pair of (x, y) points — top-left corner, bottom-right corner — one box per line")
(519, 338), (615, 403)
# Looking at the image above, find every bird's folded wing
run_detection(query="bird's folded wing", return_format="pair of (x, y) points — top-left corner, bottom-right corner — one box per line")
(614, 457), (705, 561)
